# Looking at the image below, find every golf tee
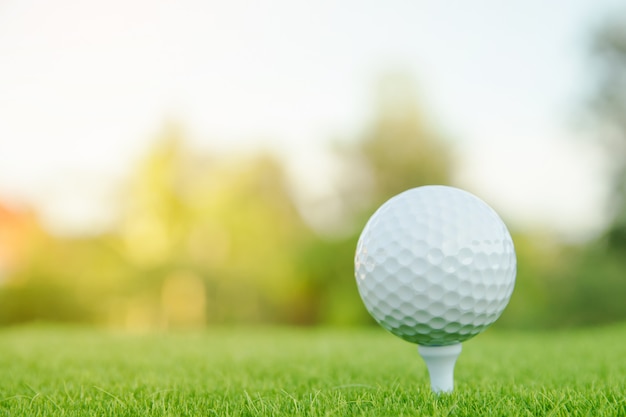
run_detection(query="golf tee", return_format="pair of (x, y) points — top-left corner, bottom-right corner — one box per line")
(417, 343), (462, 393)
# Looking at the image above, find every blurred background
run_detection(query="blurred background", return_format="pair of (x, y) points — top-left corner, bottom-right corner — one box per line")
(1, 0), (626, 330)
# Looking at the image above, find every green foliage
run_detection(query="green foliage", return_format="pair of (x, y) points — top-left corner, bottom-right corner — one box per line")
(3, 59), (626, 328)
(588, 12), (626, 241)
(358, 73), (453, 202)
(546, 241), (626, 327)
(295, 72), (456, 326)
(527, 13), (626, 327)
(0, 74), (462, 328)
(113, 128), (315, 325)
(335, 73), (453, 220)
(0, 126), (316, 326)
(0, 325), (624, 416)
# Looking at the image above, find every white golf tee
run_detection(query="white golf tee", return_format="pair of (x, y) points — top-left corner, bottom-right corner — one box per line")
(417, 343), (462, 393)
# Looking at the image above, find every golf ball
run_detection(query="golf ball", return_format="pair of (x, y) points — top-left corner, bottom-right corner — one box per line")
(355, 185), (516, 346)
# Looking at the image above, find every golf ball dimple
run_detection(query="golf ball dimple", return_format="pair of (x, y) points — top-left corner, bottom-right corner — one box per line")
(355, 185), (516, 346)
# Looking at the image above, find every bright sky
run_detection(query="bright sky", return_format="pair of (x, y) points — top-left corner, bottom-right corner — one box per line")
(0, 0), (623, 240)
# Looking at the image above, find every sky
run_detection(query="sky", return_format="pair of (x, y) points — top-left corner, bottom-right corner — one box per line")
(0, 0), (624, 240)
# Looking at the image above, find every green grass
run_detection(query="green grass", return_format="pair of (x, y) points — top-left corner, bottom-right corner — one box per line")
(0, 323), (624, 416)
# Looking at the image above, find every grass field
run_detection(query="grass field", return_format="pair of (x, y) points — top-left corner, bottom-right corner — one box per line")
(0, 323), (624, 416)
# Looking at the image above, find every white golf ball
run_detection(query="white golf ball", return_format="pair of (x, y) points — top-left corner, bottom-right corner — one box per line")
(355, 185), (516, 346)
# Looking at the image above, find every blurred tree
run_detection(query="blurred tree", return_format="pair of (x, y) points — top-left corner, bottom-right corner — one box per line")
(337, 72), (453, 217)
(548, 12), (626, 326)
(114, 125), (315, 327)
(359, 73), (453, 197)
(297, 72), (456, 325)
(588, 13), (626, 245)
(0, 125), (317, 327)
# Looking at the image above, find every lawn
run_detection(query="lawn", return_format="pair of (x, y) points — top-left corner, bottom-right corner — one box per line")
(0, 323), (624, 416)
